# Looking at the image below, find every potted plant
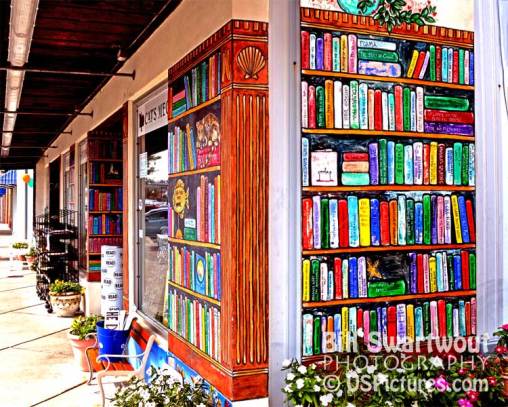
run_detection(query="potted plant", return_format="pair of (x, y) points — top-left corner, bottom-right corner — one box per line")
(12, 241), (29, 261)
(25, 246), (37, 264)
(68, 314), (103, 371)
(49, 280), (83, 317)
(113, 366), (213, 407)
(494, 324), (508, 397)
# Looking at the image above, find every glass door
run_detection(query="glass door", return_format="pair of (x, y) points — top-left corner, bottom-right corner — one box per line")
(137, 126), (169, 324)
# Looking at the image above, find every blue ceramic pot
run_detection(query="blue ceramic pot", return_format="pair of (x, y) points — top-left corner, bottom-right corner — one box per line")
(337, 0), (381, 16)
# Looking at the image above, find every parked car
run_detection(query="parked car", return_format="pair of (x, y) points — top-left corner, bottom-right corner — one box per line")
(145, 207), (168, 237)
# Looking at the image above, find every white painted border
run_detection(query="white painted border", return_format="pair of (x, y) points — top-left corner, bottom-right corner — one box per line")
(475, 0), (508, 340)
(268, 0), (301, 405)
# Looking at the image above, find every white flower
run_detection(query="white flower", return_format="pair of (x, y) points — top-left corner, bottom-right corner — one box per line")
(287, 373), (295, 381)
(282, 359), (292, 368)
(357, 328), (364, 338)
(310, 363), (317, 369)
(429, 356), (444, 369)
(376, 372), (388, 384)
(336, 389), (343, 397)
(296, 378), (305, 389)
(366, 364), (376, 374)
(396, 368), (405, 373)
(197, 404), (206, 407)
(425, 379), (434, 391)
(284, 384), (293, 393)
(345, 370), (358, 379)
(315, 375), (322, 382)
(386, 402), (394, 406)
(347, 403), (356, 407)
(295, 405), (303, 407)
(313, 384), (320, 392)
(298, 365), (307, 374)
(320, 393), (333, 406)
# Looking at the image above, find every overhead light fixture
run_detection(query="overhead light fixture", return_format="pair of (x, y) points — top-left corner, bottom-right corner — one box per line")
(5, 69), (25, 111)
(116, 48), (127, 62)
(2, 132), (13, 147)
(8, 0), (40, 66)
(2, 113), (17, 133)
(3, 0), (39, 159)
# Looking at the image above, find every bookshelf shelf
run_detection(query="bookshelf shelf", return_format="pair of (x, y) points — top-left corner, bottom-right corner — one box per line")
(303, 290), (476, 309)
(303, 243), (475, 256)
(302, 70), (474, 91)
(168, 237), (220, 250)
(303, 185), (475, 193)
(302, 128), (474, 142)
(89, 210), (123, 214)
(168, 166), (221, 179)
(89, 158), (123, 162)
(168, 281), (221, 307)
(168, 94), (221, 124)
(89, 184), (122, 187)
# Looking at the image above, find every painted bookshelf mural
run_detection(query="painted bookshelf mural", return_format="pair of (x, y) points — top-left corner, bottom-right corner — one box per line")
(299, 5), (475, 362)
(165, 20), (269, 402)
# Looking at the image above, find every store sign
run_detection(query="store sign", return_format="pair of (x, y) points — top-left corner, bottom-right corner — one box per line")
(137, 86), (168, 136)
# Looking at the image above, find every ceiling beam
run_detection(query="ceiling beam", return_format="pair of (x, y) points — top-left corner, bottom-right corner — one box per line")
(1, 130), (71, 135)
(0, 65), (135, 79)
(2, 145), (57, 149)
(0, 110), (93, 117)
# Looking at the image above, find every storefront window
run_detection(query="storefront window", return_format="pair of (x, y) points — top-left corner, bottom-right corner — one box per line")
(136, 86), (169, 325)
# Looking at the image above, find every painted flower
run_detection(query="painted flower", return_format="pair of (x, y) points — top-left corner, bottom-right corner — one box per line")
(346, 403), (356, 407)
(336, 389), (343, 397)
(282, 359), (292, 368)
(458, 398), (473, 407)
(466, 390), (479, 402)
(376, 372), (388, 384)
(346, 370), (359, 379)
(434, 375), (450, 392)
(284, 384), (293, 393)
(287, 373), (295, 381)
(501, 323), (508, 330)
(366, 364), (377, 374)
(429, 356), (444, 369)
(425, 379), (435, 392)
(487, 376), (497, 386)
(296, 378), (305, 389)
(313, 384), (321, 392)
(320, 393), (333, 406)
(298, 365), (307, 374)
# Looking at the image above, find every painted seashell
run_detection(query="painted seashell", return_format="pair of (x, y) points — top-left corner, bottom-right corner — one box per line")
(237, 46), (265, 80)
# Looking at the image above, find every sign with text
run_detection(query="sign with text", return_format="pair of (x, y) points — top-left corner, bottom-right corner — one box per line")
(137, 86), (168, 136)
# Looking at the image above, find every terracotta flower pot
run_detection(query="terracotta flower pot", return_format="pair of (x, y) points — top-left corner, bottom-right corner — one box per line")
(68, 332), (96, 371)
(49, 292), (81, 317)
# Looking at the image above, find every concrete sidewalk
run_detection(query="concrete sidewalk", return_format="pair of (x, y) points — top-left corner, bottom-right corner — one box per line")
(0, 256), (106, 406)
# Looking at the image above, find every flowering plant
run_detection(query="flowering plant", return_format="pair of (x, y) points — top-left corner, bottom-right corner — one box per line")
(281, 351), (505, 406)
(358, 0), (437, 32)
(493, 324), (508, 350)
(113, 366), (213, 407)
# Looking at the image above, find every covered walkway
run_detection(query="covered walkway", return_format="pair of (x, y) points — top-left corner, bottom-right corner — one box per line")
(0, 234), (104, 406)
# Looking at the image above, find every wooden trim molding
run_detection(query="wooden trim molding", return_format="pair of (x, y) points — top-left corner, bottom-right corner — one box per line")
(122, 102), (129, 311)
(301, 7), (474, 47)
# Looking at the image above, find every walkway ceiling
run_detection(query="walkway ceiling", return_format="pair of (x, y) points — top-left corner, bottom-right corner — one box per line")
(0, 0), (181, 169)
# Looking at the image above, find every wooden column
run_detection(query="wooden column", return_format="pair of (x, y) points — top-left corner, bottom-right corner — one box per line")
(167, 20), (269, 401)
(122, 102), (129, 311)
